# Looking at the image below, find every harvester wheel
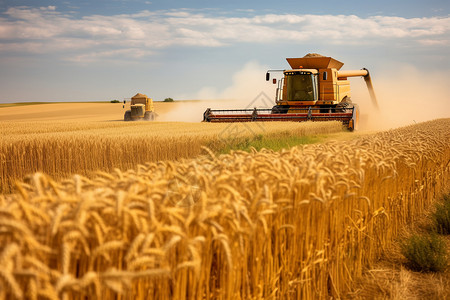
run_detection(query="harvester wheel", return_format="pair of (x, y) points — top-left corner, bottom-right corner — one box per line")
(124, 110), (131, 121)
(348, 104), (360, 131)
(144, 111), (155, 121)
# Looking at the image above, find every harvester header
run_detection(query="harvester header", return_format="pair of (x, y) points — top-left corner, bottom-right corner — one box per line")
(203, 54), (379, 131)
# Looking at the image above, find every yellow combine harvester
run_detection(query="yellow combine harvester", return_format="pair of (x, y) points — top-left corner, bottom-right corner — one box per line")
(203, 54), (379, 130)
(124, 93), (156, 121)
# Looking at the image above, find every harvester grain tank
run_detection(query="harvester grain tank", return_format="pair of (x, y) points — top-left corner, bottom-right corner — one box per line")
(124, 93), (156, 121)
(203, 54), (379, 131)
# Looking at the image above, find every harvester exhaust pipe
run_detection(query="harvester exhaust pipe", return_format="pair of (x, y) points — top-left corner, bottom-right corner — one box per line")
(337, 68), (379, 110)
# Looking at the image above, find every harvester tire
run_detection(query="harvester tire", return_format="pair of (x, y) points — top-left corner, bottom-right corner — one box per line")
(144, 111), (155, 121)
(348, 103), (360, 131)
(124, 111), (131, 121)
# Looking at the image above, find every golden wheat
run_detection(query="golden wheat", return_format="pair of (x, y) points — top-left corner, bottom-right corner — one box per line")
(0, 119), (448, 299)
(0, 120), (342, 194)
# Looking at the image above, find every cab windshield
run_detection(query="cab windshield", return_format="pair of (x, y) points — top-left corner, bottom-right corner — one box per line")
(285, 73), (317, 101)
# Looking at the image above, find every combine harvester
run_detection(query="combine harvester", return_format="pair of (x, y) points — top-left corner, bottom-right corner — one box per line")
(123, 93), (156, 121)
(203, 54), (379, 131)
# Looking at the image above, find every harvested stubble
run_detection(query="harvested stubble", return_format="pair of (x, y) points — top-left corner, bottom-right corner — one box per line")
(0, 121), (342, 194)
(0, 119), (449, 299)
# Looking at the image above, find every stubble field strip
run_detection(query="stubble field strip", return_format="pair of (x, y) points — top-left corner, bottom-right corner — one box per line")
(0, 119), (448, 299)
(0, 120), (343, 194)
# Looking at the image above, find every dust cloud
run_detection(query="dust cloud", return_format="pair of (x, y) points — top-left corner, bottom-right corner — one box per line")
(156, 61), (277, 122)
(353, 64), (450, 131)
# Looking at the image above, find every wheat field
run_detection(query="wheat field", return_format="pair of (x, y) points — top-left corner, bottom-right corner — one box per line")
(0, 120), (343, 194)
(0, 119), (448, 299)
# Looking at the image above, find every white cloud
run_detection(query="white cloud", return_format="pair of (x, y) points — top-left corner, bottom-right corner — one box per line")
(67, 48), (155, 63)
(0, 7), (449, 62)
(419, 38), (449, 45)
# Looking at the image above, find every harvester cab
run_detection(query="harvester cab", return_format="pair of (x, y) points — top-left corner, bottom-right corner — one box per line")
(124, 93), (156, 121)
(203, 54), (379, 131)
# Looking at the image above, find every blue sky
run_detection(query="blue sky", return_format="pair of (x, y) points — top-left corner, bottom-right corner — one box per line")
(0, 1), (449, 103)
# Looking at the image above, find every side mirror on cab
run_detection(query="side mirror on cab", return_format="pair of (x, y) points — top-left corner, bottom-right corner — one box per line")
(266, 72), (270, 81)
(323, 72), (328, 81)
